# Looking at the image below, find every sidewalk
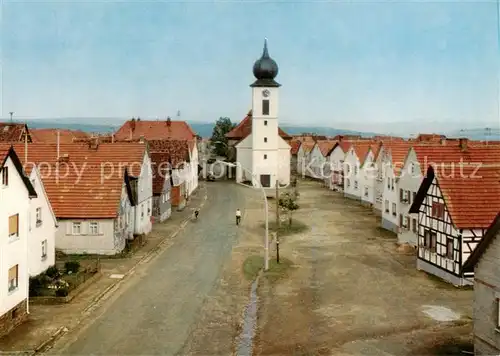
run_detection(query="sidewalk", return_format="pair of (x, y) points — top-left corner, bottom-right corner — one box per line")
(0, 183), (208, 354)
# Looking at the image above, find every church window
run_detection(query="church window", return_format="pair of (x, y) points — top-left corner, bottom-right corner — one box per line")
(262, 100), (270, 115)
(264, 137), (267, 143)
(264, 154), (267, 160)
(264, 120), (268, 126)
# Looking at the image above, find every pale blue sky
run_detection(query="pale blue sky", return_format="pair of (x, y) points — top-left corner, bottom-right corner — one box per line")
(1, 1), (499, 133)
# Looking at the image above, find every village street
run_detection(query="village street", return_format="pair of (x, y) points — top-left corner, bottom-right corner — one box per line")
(46, 181), (246, 355)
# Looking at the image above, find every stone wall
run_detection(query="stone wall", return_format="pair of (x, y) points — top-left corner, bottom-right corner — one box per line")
(0, 299), (27, 337)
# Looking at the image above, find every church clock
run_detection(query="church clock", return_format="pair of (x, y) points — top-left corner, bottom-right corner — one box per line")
(262, 89), (270, 98)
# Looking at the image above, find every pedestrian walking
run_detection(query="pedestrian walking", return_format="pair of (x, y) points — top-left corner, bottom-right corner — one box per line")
(236, 208), (241, 226)
(194, 209), (199, 220)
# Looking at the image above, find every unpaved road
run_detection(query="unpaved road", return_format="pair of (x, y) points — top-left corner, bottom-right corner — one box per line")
(49, 182), (244, 355)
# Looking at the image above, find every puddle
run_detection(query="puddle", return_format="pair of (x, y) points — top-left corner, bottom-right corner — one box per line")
(236, 277), (259, 356)
(421, 305), (461, 322)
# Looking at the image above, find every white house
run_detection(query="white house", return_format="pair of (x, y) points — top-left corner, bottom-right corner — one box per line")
(359, 147), (377, 207)
(308, 140), (336, 183)
(187, 140), (199, 196)
(462, 212), (500, 355)
(133, 149), (153, 236)
(409, 164), (500, 286)
(343, 142), (373, 200)
(0, 147), (37, 336)
(26, 167), (58, 277)
(296, 141), (314, 178)
(328, 142), (351, 191)
(228, 40), (291, 190)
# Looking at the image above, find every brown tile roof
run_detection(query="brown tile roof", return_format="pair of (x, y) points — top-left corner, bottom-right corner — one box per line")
(290, 140), (301, 155)
(150, 152), (170, 195)
(115, 119), (197, 141)
(225, 111), (290, 140)
(31, 128), (90, 143)
(0, 142), (147, 218)
(0, 122), (31, 142)
(300, 141), (316, 154)
(316, 140), (337, 157)
(351, 141), (377, 165)
(148, 139), (190, 167)
(436, 165), (500, 228)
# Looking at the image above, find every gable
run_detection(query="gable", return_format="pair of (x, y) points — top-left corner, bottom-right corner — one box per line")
(1, 146), (37, 198)
(30, 167), (58, 227)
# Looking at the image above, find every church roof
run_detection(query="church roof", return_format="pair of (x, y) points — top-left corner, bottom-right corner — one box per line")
(225, 110), (290, 140)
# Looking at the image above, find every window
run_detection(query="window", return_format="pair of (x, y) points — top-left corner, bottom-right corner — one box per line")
(399, 214), (403, 227)
(496, 297), (500, 328)
(264, 154), (267, 160)
(141, 204), (144, 219)
(410, 163), (415, 174)
(407, 190), (412, 205)
(41, 239), (47, 259)
(264, 137), (267, 143)
(412, 218), (417, 233)
(36, 207), (42, 226)
(399, 189), (404, 202)
(432, 202), (445, 219)
(405, 216), (410, 229)
(446, 238), (454, 259)
(430, 232), (437, 252)
(89, 222), (99, 235)
(364, 186), (368, 197)
(424, 230), (437, 252)
(260, 174), (271, 188)
(385, 200), (389, 213)
(8, 265), (18, 292)
(9, 214), (19, 237)
(354, 181), (358, 189)
(72, 222), (81, 235)
(392, 203), (397, 216)
(387, 177), (390, 189)
(2, 167), (8, 186)
(262, 100), (270, 115)
(264, 120), (268, 126)
(354, 166), (358, 175)
(346, 179), (350, 188)
(391, 179), (395, 191)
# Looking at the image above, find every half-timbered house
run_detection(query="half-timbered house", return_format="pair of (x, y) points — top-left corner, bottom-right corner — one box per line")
(409, 164), (500, 286)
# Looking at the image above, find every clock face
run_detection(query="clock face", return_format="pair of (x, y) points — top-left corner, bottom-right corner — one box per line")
(262, 89), (270, 98)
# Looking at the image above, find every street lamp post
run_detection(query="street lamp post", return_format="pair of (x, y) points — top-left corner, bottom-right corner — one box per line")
(212, 141), (270, 270)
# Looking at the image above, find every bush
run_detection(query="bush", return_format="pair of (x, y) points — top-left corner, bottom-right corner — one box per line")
(45, 265), (60, 279)
(55, 287), (69, 297)
(64, 261), (80, 274)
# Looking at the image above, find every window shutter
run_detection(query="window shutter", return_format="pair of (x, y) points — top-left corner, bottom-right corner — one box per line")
(9, 214), (18, 236)
(399, 214), (403, 226)
(399, 189), (403, 201)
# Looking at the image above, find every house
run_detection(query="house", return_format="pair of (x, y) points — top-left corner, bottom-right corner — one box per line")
(308, 140), (337, 184)
(0, 123), (32, 143)
(409, 164), (500, 286)
(462, 212), (500, 355)
(148, 139), (191, 210)
(296, 141), (315, 178)
(379, 144), (413, 233)
(225, 41), (291, 190)
(150, 152), (172, 222)
(343, 142), (374, 200)
(359, 143), (381, 207)
(397, 142), (500, 246)
(326, 141), (352, 191)
(0, 146), (37, 337)
(14, 142), (152, 255)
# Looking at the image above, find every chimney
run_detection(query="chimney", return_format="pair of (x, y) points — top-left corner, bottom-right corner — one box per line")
(139, 135), (145, 143)
(59, 153), (69, 163)
(459, 138), (468, 151)
(89, 137), (99, 150)
(440, 138), (446, 146)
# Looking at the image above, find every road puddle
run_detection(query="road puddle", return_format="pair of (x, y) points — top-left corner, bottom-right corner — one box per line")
(236, 277), (259, 356)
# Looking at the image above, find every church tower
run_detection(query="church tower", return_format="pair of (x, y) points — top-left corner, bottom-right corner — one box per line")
(250, 39), (281, 189)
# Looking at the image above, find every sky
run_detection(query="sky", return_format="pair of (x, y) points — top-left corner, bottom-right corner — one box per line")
(1, 0), (499, 134)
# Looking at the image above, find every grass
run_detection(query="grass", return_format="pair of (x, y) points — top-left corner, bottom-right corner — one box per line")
(261, 220), (309, 237)
(243, 255), (294, 282)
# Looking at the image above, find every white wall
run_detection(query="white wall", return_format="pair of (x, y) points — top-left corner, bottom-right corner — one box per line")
(360, 151), (376, 205)
(188, 143), (199, 195)
(236, 135), (253, 183)
(308, 145), (324, 179)
(328, 146), (345, 190)
(27, 168), (57, 277)
(343, 148), (362, 199)
(372, 150), (387, 213)
(278, 137), (291, 186)
(0, 157), (30, 315)
(381, 163), (399, 230)
(135, 152), (153, 235)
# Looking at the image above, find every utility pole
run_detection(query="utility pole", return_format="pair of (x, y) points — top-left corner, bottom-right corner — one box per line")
(275, 179), (280, 263)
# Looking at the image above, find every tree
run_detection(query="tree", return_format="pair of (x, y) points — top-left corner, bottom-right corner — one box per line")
(210, 117), (235, 157)
(278, 192), (299, 226)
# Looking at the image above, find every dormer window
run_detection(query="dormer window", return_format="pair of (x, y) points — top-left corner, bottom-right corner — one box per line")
(262, 100), (270, 116)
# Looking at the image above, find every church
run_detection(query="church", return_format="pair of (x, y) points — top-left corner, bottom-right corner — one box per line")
(225, 40), (291, 190)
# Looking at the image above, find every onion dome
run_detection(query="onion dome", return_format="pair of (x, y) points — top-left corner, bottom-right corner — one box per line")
(250, 39), (281, 88)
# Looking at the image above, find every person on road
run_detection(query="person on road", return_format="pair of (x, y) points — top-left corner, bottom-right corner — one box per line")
(194, 209), (199, 220)
(236, 209), (241, 226)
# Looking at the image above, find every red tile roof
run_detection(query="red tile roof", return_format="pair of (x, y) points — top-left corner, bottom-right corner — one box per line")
(31, 128), (90, 143)
(225, 111), (290, 140)
(299, 141), (316, 154)
(115, 119), (197, 141)
(316, 140), (337, 157)
(351, 141), (376, 165)
(148, 139), (190, 167)
(150, 152), (170, 195)
(436, 164), (500, 228)
(0, 122), (31, 142)
(0, 142), (147, 218)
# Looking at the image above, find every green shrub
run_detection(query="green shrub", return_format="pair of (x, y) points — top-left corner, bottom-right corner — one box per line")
(55, 287), (69, 297)
(45, 265), (60, 279)
(64, 261), (80, 274)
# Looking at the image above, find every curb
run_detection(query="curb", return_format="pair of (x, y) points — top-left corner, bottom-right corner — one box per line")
(30, 184), (209, 355)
